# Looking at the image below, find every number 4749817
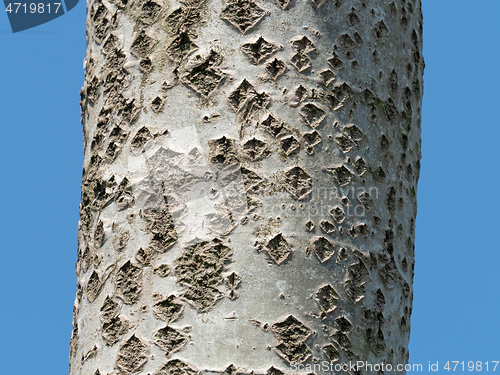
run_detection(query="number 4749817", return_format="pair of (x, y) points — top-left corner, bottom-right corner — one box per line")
(444, 361), (499, 371)
(5, 3), (62, 13)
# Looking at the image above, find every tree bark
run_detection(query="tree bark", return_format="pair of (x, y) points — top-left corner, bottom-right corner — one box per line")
(71, 0), (423, 374)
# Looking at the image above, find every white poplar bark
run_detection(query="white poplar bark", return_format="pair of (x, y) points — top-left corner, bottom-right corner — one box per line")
(70, 0), (423, 374)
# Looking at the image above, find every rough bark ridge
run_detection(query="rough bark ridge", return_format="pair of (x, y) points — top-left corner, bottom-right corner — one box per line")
(71, 0), (423, 374)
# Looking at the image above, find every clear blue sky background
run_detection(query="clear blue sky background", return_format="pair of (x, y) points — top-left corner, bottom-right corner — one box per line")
(0, 1), (498, 373)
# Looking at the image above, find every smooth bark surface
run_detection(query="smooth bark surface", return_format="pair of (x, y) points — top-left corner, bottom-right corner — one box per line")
(71, 0), (423, 374)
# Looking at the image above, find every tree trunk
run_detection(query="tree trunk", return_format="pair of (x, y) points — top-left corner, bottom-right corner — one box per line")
(70, 0), (423, 373)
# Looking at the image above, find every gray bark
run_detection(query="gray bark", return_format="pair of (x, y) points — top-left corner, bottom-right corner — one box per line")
(70, 0), (423, 374)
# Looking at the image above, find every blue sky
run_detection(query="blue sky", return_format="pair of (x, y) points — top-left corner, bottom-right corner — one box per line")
(0, 1), (499, 373)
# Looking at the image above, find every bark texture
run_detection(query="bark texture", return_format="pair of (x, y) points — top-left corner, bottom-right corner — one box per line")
(71, 0), (423, 374)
